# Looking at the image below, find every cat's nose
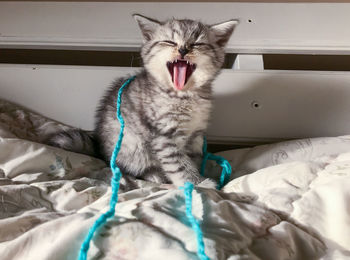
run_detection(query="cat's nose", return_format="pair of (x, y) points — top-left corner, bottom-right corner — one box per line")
(178, 47), (189, 58)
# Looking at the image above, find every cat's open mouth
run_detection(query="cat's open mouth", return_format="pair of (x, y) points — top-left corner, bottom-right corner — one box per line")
(167, 59), (196, 90)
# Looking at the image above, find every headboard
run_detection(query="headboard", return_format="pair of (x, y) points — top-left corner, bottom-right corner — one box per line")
(1, 1), (350, 145)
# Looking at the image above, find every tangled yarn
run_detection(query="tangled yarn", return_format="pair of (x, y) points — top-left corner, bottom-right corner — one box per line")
(78, 76), (232, 260)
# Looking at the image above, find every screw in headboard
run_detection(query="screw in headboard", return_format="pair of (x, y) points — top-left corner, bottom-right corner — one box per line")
(251, 101), (261, 109)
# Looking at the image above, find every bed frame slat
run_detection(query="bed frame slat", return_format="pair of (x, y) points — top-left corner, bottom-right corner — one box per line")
(1, 2), (350, 54)
(1, 64), (350, 144)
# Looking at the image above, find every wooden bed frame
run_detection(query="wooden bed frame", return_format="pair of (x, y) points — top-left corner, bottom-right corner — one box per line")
(1, 1), (350, 145)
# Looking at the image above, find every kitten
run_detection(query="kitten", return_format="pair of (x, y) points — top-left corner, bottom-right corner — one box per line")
(47, 14), (237, 187)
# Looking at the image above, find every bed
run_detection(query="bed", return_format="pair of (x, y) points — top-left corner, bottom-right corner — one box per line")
(1, 98), (350, 259)
(1, 1), (350, 260)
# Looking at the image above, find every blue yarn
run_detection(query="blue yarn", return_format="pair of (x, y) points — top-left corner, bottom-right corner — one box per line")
(78, 75), (232, 260)
(182, 182), (210, 260)
(78, 76), (136, 260)
(200, 137), (232, 190)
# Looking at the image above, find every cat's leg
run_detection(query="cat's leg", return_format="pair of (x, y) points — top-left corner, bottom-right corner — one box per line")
(141, 165), (169, 184)
(151, 135), (208, 186)
(186, 133), (204, 170)
(185, 134), (217, 188)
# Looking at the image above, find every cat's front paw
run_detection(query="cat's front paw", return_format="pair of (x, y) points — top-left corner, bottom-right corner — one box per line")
(197, 178), (217, 189)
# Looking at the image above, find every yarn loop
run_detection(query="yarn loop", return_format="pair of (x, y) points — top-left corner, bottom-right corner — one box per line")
(200, 137), (232, 190)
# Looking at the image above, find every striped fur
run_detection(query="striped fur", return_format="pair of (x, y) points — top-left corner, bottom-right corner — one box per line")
(47, 15), (237, 186)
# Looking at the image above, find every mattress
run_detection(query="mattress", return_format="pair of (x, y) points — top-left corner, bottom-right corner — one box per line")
(0, 99), (349, 260)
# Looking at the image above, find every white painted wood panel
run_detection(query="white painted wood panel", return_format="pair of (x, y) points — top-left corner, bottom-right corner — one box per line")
(1, 64), (350, 143)
(1, 2), (350, 54)
(0, 65), (138, 130)
(209, 70), (350, 143)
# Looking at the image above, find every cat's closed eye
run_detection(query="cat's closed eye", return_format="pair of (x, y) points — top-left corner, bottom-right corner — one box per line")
(190, 42), (207, 48)
(160, 40), (177, 46)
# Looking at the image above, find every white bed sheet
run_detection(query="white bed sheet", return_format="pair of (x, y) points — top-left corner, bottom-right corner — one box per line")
(0, 99), (349, 260)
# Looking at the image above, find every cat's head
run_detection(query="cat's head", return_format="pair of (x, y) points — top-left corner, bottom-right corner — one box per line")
(134, 14), (238, 92)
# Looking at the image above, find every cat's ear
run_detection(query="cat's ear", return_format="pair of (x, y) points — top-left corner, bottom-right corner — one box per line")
(210, 20), (238, 47)
(133, 14), (161, 42)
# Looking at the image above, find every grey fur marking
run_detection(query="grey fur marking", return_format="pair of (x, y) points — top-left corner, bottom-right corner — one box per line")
(46, 15), (237, 187)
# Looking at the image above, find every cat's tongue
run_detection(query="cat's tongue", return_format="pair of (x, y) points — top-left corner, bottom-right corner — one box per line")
(173, 62), (187, 90)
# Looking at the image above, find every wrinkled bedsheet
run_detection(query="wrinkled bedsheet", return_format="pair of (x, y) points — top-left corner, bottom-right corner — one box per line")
(0, 99), (349, 260)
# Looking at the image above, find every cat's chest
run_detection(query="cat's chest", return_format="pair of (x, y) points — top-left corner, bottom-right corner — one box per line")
(183, 102), (211, 133)
(156, 97), (211, 133)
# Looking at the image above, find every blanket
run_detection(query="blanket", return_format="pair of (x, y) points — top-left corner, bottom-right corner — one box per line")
(0, 99), (349, 260)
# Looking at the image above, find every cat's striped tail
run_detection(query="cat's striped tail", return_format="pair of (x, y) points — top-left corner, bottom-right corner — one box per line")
(45, 129), (98, 157)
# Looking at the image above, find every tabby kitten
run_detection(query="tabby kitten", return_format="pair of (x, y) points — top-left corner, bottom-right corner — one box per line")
(48, 14), (237, 187)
